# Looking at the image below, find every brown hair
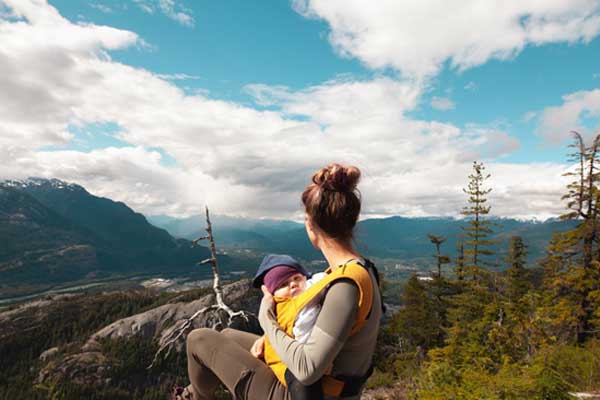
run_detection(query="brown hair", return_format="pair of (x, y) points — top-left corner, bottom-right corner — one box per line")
(301, 163), (361, 241)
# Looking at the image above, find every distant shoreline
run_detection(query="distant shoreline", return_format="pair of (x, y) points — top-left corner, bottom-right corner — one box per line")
(0, 274), (160, 307)
(0, 272), (220, 308)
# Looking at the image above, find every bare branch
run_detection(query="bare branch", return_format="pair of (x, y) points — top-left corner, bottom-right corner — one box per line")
(191, 236), (210, 246)
(148, 206), (254, 369)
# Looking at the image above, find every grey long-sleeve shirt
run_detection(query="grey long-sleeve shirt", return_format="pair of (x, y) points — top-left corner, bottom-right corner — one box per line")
(259, 269), (382, 399)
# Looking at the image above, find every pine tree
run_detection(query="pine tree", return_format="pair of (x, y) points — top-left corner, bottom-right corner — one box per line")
(427, 234), (452, 346)
(461, 161), (495, 281)
(532, 353), (574, 400)
(428, 234), (451, 278)
(560, 131), (600, 270)
(549, 131), (600, 343)
(455, 241), (466, 281)
(390, 274), (442, 350)
(505, 236), (531, 303)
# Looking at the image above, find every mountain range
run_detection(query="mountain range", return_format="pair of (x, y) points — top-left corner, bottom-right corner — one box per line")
(149, 213), (577, 266)
(0, 178), (213, 300)
(1, 177), (577, 300)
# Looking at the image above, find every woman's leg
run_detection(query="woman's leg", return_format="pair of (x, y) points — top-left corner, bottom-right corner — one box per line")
(220, 328), (260, 351)
(186, 328), (288, 400)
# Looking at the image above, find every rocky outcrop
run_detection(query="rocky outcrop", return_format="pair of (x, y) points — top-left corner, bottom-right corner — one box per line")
(39, 347), (59, 362)
(88, 279), (260, 347)
(38, 351), (111, 387)
(362, 383), (408, 400)
(36, 279), (261, 388)
(570, 393), (600, 399)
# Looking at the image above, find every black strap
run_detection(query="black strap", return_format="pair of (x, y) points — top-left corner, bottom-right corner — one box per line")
(285, 369), (324, 400)
(336, 364), (375, 397)
(358, 258), (386, 316)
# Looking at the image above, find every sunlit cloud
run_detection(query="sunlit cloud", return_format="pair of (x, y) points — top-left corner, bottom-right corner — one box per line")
(431, 96), (455, 111)
(0, 0), (572, 221)
(292, 0), (600, 78)
(132, 0), (194, 27)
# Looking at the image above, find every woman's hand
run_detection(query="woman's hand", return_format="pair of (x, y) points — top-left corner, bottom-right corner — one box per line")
(258, 284), (277, 335)
(260, 284), (274, 311)
(250, 335), (266, 359)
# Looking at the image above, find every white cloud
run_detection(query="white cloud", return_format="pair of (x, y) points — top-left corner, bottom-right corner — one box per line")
(133, 1), (153, 14)
(133, 0), (194, 27)
(292, 0), (600, 78)
(430, 96), (455, 111)
(14, 146), (258, 217)
(90, 3), (112, 13)
(245, 77), (421, 126)
(362, 162), (568, 221)
(0, 0), (570, 220)
(156, 73), (201, 80)
(538, 88), (600, 143)
(462, 126), (521, 159)
(464, 81), (477, 91)
(522, 111), (537, 123)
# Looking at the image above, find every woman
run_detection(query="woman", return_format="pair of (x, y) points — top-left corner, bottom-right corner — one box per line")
(179, 163), (383, 400)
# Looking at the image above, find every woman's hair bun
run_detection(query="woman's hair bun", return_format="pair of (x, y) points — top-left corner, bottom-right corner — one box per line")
(312, 163), (361, 192)
(302, 163), (362, 240)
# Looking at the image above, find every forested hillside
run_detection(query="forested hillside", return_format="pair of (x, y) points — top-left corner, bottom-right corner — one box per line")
(375, 135), (600, 399)
(151, 213), (576, 267)
(0, 179), (214, 299)
(0, 287), (214, 399)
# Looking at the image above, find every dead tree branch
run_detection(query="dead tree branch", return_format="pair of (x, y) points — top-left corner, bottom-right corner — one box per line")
(148, 206), (252, 369)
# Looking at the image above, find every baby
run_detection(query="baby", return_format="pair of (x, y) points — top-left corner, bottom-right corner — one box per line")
(252, 254), (326, 400)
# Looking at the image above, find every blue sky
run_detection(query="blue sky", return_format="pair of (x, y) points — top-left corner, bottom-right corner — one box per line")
(50, 0), (600, 163)
(2, 0), (600, 219)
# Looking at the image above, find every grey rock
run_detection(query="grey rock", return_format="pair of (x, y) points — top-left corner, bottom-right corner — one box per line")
(88, 279), (260, 347)
(37, 279), (261, 389)
(39, 346), (59, 362)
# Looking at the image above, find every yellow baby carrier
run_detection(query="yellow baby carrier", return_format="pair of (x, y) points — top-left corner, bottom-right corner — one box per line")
(263, 259), (380, 398)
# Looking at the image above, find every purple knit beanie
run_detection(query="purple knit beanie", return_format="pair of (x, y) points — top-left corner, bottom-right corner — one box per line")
(263, 265), (305, 294)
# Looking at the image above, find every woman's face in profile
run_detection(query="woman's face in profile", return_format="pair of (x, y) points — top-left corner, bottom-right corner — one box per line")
(305, 214), (319, 249)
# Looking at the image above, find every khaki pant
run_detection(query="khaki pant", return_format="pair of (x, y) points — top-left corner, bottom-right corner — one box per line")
(186, 328), (290, 400)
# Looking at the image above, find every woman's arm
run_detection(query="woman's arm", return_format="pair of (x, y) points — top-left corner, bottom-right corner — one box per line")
(259, 280), (359, 385)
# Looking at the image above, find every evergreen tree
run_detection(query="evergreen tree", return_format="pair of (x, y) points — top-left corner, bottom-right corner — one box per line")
(455, 241), (466, 281)
(532, 353), (574, 400)
(505, 236), (531, 303)
(428, 234), (452, 346)
(428, 234), (451, 279)
(417, 134), (600, 398)
(547, 131), (600, 342)
(390, 274), (443, 350)
(560, 131), (600, 270)
(461, 161), (495, 281)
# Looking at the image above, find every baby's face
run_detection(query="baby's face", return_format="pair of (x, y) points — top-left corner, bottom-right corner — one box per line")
(273, 273), (307, 298)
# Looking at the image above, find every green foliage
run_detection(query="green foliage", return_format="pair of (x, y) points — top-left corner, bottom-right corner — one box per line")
(505, 236), (532, 303)
(530, 351), (574, 400)
(401, 147), (600, 398)
(427, 234), (450, 278)
(366, 369), (396, 389)
(552, 132), (600, 342)
(461, 161), (495, 276)
(387, 274), (445, 351)
(416, 345), (595, 400)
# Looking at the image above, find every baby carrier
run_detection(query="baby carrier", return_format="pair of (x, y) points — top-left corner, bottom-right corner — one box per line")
(263, 259), (384, 398)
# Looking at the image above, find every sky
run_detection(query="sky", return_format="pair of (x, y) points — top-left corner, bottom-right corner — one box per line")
(1, 0), (600, 220)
